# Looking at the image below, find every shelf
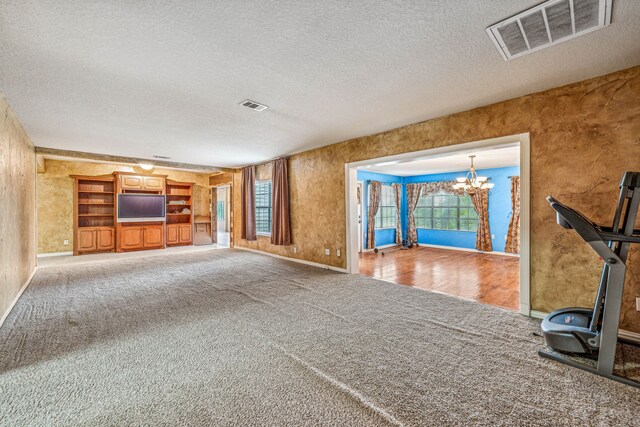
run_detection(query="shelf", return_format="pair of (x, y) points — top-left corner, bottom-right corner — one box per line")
(167, 213), (191, 216)
(78, 214), (114, 217)
(78, 203), (114, 205)
(167, 204), (191, 206)
(78, 191), (114, 194)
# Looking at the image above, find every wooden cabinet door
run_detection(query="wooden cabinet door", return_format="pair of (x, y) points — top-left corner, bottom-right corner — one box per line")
(179, 224), (192, 243)
(77, 229), (97, 252)
(121, 226), (144, 249)
(143, 177), (165, 191)
(166, 224), (179, 245)
(96, 228), (115, 250)
(143, 226), (163, 247)
(120, 175), (144, 190)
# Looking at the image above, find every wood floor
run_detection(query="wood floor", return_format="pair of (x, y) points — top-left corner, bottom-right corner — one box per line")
(359, 245), (520, 311)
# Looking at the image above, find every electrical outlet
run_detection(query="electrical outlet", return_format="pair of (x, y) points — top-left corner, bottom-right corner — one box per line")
(324, 248), (330, 256)
(336, 249), (341, 257)
(63, 239), (69, 246)
(491, 234), (495, 239)
(636, 297), (640, 312)
(504, 235), (508, 240)
(292, 246), (297, 254)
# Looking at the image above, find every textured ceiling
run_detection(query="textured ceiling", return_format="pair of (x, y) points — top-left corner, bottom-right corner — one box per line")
(1, 1), (639, 168)
(361, 146), (520, 176)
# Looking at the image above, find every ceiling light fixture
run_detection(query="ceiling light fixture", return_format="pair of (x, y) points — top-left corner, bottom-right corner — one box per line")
(453, 155), (494, 195)
(139, 163), (154, 170)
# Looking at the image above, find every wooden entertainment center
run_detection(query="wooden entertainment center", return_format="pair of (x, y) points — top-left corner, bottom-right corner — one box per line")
(71, 172), (194, 256)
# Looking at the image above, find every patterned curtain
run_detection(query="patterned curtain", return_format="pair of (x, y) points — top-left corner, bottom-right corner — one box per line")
(471, 189), (492, 252)
(406, 183), (423, 244)
(422, 181), (464, 197)
(392, 184), (402, 244)
(366, 181), (382, 249)
(505, 176), (520, 254)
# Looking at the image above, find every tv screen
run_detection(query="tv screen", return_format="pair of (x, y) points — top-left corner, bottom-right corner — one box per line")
(117, 194), (166, 222)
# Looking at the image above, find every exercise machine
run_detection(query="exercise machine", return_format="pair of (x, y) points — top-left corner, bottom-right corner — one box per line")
(539, 171), (640, 387)
(373, 239), (416, 256)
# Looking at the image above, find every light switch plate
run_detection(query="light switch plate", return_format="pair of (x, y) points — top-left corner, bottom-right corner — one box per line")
(336, 249), (341, 257)
(63, 240), (69, 245)
(636, 297), (640, 312)
(325, 248), (330, 256)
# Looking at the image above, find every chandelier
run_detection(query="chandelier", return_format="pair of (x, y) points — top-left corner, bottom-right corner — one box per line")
(453, 155), (494, 195)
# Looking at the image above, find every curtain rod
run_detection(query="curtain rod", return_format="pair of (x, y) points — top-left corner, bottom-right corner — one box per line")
(243, 156), (289, 169)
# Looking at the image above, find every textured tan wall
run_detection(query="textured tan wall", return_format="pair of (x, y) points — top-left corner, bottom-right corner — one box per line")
(0, 95), (36, 319)
(37, 159), (212, 254)
(234, 66), (640, 331)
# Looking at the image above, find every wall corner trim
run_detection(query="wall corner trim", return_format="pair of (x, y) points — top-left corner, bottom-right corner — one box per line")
(0, 267), (36, 330)
(234, 247), (348, 273)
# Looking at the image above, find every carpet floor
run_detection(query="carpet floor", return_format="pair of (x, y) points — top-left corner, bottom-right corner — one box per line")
(1, 249), (639, 426)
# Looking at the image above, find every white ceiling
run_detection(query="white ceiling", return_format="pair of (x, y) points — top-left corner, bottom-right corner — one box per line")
(361, 145), (520, 176)
(1, 1), (639, 168)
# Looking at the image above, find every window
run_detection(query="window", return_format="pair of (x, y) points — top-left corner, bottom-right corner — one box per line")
(217, 201), (224, 221)
(255, 180), (272, 235)
(415, 192), (478, 231)
(374, 185), (396, 229)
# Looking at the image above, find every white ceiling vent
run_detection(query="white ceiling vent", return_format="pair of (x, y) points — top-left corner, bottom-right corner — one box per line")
(240, 99), (269, 112)
(486, 0), (612, 60)
(152, 155), (171, 159)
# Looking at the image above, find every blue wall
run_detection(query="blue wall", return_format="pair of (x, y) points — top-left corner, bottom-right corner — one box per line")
(358, 166), (519, 252)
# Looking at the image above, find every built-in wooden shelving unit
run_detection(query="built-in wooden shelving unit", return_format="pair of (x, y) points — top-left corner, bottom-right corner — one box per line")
(165, 180), (193, 246)
(72, 175), (116, 255)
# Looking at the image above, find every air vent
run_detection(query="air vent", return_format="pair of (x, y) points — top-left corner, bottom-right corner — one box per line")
(152, 155), (171, 159)
(240, 99), (269, 112)
(486, 0), (612, 60)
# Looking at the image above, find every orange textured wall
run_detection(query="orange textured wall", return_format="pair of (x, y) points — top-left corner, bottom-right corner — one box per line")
(234, 66), (640, 331)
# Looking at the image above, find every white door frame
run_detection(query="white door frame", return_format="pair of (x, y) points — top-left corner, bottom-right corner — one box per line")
(344, 133), (531, 315)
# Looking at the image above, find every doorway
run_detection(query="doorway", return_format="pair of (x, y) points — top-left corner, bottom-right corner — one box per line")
(345, 133), (531, 314)
(214, 186), (230, 247)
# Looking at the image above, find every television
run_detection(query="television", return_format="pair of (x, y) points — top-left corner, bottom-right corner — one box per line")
(117, 194), (166, 222)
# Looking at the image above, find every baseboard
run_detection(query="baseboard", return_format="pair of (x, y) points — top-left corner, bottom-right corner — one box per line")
(418, 243), (520, 257)
(0, 267), (36, 330)
(529, 310), (547, 319)
(37, 251), (73, 258)
(235, 247), (348, 273)
(529, 309), (640, 344)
